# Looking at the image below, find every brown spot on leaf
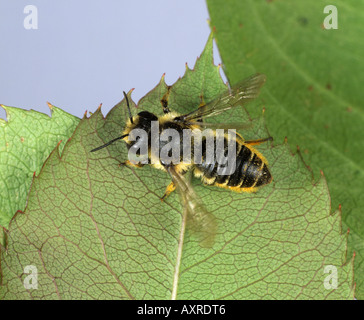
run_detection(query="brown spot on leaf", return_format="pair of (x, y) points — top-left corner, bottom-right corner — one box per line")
(326, 83), (332, 90)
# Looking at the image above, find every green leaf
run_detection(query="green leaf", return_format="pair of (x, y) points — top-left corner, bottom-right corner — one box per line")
(207, 0), (362, 298)
(0, 105), (79, 228)
(0, 35), (354, 299)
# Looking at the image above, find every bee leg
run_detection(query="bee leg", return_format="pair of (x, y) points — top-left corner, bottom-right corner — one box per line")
(160, 181), (176, 202)
(244, 136), (273, 146)
(118, 160), (144, 168)
(195, 95), (206, 122)
(198, 94), (206, 108)
(160, 86), (172, 114)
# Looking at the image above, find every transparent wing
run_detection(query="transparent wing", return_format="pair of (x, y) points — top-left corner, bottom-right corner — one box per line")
(166, 166), (217, 248)
(184, 120), (253, 131)
(178, 73), (266, 123)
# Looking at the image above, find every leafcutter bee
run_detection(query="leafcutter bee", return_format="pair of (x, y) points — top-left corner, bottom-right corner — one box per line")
(91, 73), (272, 247)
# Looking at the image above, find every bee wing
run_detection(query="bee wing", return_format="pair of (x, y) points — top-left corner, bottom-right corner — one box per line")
(179, 73), (266, 122)
(184, 120), (253, 131)
(166, 166), (217, 248)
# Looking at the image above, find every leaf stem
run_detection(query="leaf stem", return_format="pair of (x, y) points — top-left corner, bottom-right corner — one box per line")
(171, 207), (188, 300)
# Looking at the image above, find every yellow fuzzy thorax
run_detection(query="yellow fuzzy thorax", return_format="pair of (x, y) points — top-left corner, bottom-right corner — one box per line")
(122, 110), (201, 143)
(158, 111), (181, 124)
(121, 111), (195, 173)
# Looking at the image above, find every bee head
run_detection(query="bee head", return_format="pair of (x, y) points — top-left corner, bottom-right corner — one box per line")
(137, 111), (158, 121)
(134, 111), (159, 133)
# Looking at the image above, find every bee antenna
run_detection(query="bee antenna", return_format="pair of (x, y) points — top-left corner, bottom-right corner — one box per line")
(123, 91), (134, 124)
(90, 134), (129, 152)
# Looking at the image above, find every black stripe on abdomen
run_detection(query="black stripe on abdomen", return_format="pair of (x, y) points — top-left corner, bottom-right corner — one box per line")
(226, 144), (250, 187)
(240, 153), (263, 188)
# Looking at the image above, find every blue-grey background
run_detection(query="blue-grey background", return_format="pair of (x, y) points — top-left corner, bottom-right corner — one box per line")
(0, 0), (225, 120)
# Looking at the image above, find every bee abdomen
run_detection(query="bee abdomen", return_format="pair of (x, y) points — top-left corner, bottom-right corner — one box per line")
(195, 142), (272, 191)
